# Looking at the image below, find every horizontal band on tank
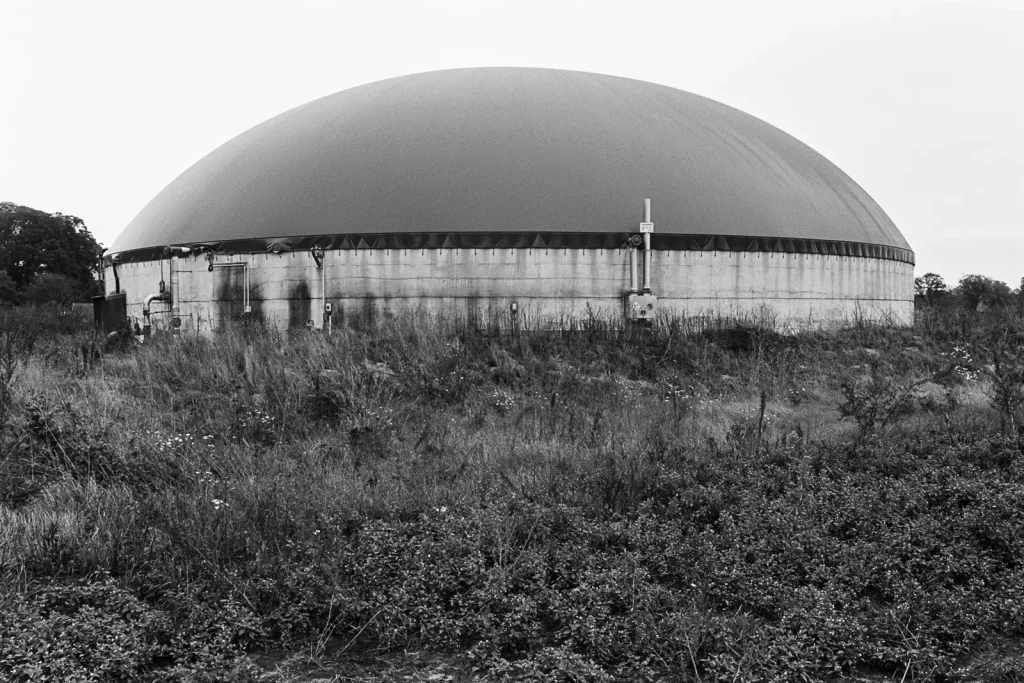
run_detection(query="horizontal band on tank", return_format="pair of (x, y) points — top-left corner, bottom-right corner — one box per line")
(105, 232), (915, 266)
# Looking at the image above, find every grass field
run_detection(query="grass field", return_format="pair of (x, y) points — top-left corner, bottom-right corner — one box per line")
(1, 305), (1023, 682)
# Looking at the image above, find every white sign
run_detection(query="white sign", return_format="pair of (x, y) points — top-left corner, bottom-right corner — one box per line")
(639, 222), (654, 233)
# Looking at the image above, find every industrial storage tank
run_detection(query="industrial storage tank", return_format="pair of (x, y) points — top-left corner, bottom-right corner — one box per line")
(101, 67), (914, 332)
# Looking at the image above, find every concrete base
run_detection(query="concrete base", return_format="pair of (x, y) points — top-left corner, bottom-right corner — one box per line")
(105, 247), (914, 332)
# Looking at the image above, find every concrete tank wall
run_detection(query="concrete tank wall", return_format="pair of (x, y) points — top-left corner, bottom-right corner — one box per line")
(105, 247), (914, 331)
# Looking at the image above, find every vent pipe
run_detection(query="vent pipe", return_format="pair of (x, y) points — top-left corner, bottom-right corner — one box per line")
(642, 198), (653, 294)
(111, 254), (121, 294)
(163, 247), (191, 334)
(142, 292), (169, 336)
(629, 238), (639, 294)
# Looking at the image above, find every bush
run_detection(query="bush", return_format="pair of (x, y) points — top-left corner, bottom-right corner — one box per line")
(0, 578), (260, 682)
(20, 273), (82, 307)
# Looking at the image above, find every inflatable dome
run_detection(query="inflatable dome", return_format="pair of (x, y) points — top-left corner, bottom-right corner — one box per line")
(103, 67), (914, 331)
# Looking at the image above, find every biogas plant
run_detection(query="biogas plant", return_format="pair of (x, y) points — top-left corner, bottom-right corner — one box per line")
(99, 67), (914, 333)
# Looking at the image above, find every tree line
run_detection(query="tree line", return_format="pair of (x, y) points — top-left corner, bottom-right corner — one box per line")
(915, 272), (1024, 310)
(0, 202), (104, 306)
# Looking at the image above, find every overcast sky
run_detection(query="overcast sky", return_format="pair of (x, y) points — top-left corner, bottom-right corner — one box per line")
(3, 0), (1021, 287)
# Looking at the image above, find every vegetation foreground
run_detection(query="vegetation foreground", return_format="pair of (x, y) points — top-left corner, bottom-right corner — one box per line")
(1, 307), (1023, 682)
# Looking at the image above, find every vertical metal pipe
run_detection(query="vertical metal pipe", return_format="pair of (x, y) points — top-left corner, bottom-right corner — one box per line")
(642, 197), (653, 294)
(164, 247), (190, 334)
(311, 245), (325, 331)
(170, 256), (180, 335)
(629, 247), (638, 294)
(642, 232), (652, 294)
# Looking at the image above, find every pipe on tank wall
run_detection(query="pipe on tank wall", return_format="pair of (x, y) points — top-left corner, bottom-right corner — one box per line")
(311, 245), (327, 332)
(642, 198), (653, 294)
(629, 246), (638, 294)
(142, 292), (169, 336)
(321, 253), (328, 334)
(323, 258), (331, 335)
(111, 255), (121, 294)
(642, 233), (652, 294)
(163, 247), (191, 334)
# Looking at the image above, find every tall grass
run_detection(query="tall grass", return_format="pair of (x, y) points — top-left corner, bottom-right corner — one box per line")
(1, 304), (1023, 681)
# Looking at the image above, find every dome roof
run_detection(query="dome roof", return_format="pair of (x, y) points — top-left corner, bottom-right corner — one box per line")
(109, 67), (911, 260)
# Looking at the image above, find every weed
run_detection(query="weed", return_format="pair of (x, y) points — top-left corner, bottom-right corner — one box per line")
(987, 344), (1024, 437)
(837, 360), (925, 449)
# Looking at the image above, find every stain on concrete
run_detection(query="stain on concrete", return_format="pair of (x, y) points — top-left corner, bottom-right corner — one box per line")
(359, 295), (376, 329)
(288, 281), (311, 329)
(214, 266), (246, 328)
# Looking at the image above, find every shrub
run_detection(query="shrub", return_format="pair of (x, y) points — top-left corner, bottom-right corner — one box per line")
(837, 360), (923, 448)
(0, 578), (260, 683)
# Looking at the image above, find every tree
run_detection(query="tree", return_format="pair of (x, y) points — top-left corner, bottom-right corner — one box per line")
(0, 272), (17, 306)
(914, 272), (950, 307)
(956, 274), (1013, 310)
(0, 202), (103, 300)
(20, 273), (80, 307)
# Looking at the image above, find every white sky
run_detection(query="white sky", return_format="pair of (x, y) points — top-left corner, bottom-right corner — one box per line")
(3, 0), (1022, 288)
